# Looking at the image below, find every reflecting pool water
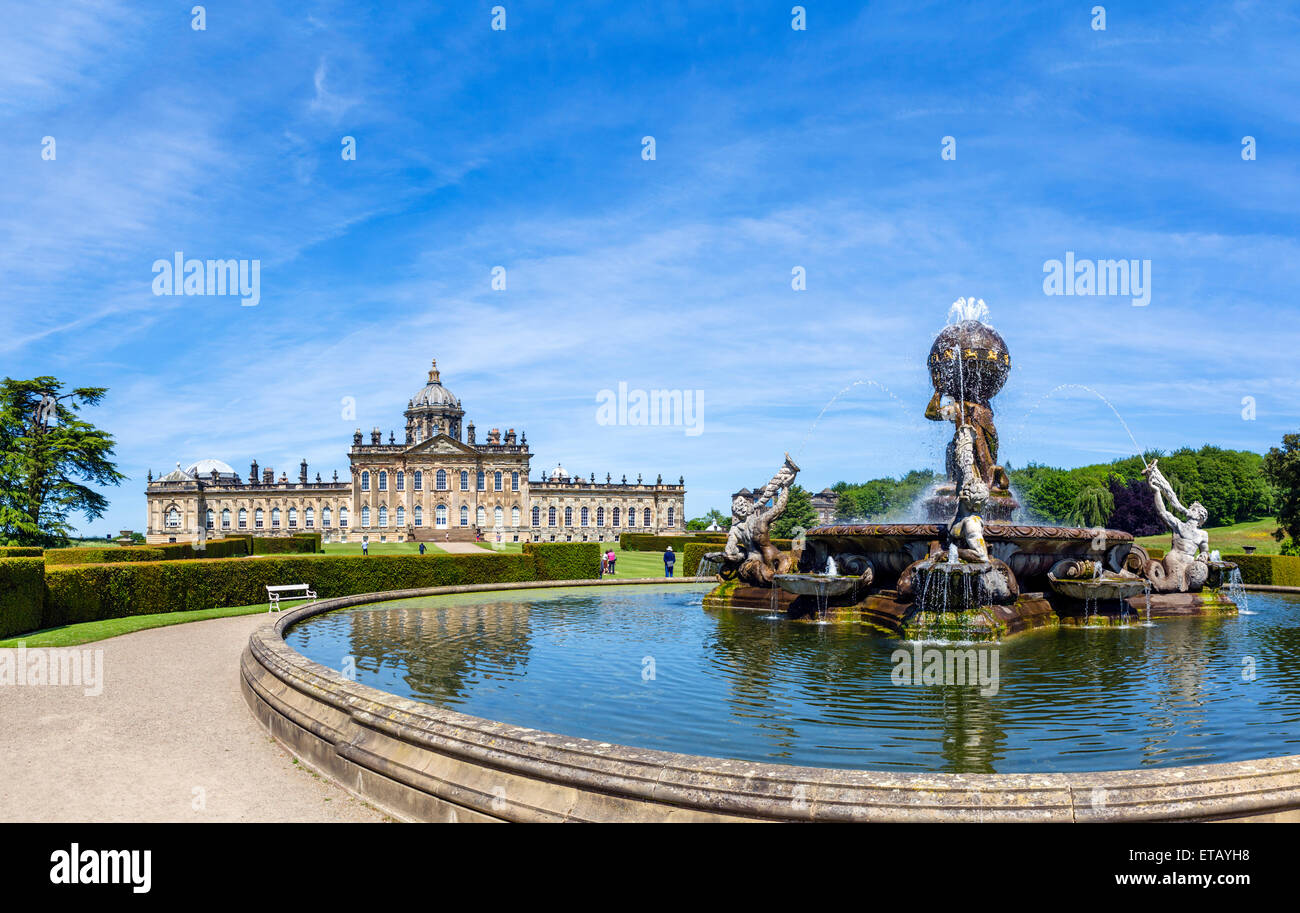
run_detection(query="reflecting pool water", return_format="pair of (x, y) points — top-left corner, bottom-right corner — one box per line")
(284, 584), (1300, 773)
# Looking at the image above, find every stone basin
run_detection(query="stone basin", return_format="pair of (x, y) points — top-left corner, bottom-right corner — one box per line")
(1046, 573), (1150, 602)
(772, 574), (862, 598)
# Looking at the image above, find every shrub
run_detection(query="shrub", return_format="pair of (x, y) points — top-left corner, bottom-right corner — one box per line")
(37, 541), (604, 631)
(0, 558), (46, 639)
(1224, 553), (1300, 587)
(43, 547), (167, 565)
(251, 536), (317, 555)
(197, 537), (249, 559)
(682, 541), (722, 576)
(524, 541), (601, 580)
(0, 547), (43, 558)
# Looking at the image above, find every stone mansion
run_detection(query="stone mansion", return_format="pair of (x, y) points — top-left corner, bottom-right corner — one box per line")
(145, 360), (687, 545)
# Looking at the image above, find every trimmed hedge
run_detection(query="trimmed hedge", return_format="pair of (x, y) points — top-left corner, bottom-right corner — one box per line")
(197, 537), (249, 559)
(251, 536), (317, 555)
(682, 541), (720, 576)
(37, 541), (601, 631)
(1223, 553), (1300, 587)
(0, 547), (43, 558)
(525, 541), (601, 580)
(44, 547), (168, 565)
(0, 558), (46, 639)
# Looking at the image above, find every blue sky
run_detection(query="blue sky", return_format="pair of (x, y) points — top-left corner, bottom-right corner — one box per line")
(2, 0), (1299, 536)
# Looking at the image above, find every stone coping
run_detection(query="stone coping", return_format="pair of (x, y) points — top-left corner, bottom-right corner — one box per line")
(241, 578), (1300, 822)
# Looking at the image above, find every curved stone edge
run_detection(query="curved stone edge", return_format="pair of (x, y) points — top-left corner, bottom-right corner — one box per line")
(241, 580), (1300, 822)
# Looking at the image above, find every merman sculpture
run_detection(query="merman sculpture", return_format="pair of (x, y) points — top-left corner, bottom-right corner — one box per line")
(721, 454), (800, 587)
(949, 424), (990, 563)
(1142, 459), (1210, 592)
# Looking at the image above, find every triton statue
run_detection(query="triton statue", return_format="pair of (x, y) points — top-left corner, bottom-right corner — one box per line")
(1142, 459), (1210, 592)
(721, 453), (800, 587)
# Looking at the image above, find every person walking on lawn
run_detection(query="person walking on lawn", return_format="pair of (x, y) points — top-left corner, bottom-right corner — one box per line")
(606, 549), (617, 575)
(664, 545), (676, 577)
(362, 535), (369, 556)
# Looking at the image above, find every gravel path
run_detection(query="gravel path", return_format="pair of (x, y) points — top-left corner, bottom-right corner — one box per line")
(0, 613), (389, 822)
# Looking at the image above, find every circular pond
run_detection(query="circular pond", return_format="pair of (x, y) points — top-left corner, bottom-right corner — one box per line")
(284, 583), (1300, 774)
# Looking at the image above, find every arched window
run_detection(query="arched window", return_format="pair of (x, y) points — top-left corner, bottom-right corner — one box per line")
(255, 509), (265, 529)
(238, 508), (248, 529)
(581, 507), (589, 526)
(612, 507), (620, 527)
(305, 507), (314, 528)
(361, 506), (370, 526)
(437, 504), (448, 527)
(626, 507), (635, 527)
(166, 507), (181, 528)
(494, 506), (503, 527)
(459, 505), (469, 526)
(414, 505), (423, 527)
(532, 506), (541, 526)
(548, 506), (557, 527)
(667, 506), (675, 527)
(511, 471), (519, 492)
(361, 471), (370, 491)
(414, 470), (423, 491)
(477, 471), (486, 491)
(511, 506), (520, 526)
(378, 506), (388, 527)
(287, 507), (297, 527)
(460, 471), (469, 490)
(396, 471), (404, 491)
(378, 471), (388, 492)
(221, 508), (231, 529)
(436, 469), (446, 490)
(339, 506), (348, 527)
(271, 508), (281, 527)
(205, 509), (214, 529)
(644, 507), (651, 527)
(322, 506), (332, 527)
(597, 507), (605, 526)
(396, 506), (405, 527)
(477, 505), (486, 527)
(564, 507), (572, 526)
(494, 471), (502, 491)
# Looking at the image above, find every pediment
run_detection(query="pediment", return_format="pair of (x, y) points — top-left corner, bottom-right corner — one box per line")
(403, 433), (478, 457)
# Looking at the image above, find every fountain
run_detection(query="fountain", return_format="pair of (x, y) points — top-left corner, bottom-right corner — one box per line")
(703, 297), (1240, 641)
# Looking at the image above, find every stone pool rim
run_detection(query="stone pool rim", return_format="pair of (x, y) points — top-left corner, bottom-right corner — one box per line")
(241, 578), (1300, 822)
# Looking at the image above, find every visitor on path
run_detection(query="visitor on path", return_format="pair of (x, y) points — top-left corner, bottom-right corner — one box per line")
(418, 542), (426, 555)
(599, 554), (606, 578)
(606, 549), (617, 575)
(664, 546), (675, 578)
(362, 535), (369, 556)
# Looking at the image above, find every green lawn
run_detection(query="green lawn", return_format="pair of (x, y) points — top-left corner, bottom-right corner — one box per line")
(0, 601), (275, 649)
(1134, 517), (1284, 555)
(480, 540), (681, 577)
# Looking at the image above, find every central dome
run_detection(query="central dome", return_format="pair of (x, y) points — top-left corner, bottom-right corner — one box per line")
(411, 359), (459, 408)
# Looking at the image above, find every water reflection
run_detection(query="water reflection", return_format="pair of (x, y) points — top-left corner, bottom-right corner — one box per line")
(284, 586), (1300, 773)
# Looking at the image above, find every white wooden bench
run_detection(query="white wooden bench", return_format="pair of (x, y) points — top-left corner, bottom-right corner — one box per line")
(265, 583), (316, 612)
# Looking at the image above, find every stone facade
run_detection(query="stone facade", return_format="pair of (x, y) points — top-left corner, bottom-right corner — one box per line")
(146, 359), (686, 545)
